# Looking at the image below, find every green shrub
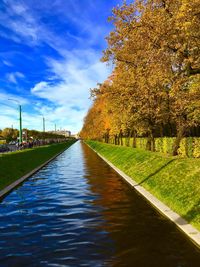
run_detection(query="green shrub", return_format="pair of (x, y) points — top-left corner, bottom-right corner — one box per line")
(110, 138), (115, 144)
(129, 137), (133, 147)
(105, 136), (200, 158)
(193, 138), (200, 158)
(140, 138), (147, 150)
(178, 138), (187, 157)
(163, 137), (168, 154)
(186, 137), (193, 158)
(155, 138), (163, 153)
(122, 137), (127, 146)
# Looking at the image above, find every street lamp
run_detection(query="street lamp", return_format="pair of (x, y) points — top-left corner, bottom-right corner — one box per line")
(8, 99), (22, 144)
(43, 117), (45, 132)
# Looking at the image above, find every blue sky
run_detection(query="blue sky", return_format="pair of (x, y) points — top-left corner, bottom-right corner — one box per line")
(0, 0), (123, 133)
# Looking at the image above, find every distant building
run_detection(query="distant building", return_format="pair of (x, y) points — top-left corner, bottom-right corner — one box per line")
(71, 133), (79, 139)
(48, 130), (71, 137)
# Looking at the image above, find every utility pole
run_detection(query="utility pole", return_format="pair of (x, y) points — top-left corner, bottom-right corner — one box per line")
(55, 123), (56, 132)
(8, 99), (22, 144)
(43, 117), (45, 132)
(19, 105), (22, 143)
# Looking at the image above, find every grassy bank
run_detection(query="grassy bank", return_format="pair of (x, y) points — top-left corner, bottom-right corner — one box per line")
(0, 140), (76, 191)
(86, 141), (200, 231)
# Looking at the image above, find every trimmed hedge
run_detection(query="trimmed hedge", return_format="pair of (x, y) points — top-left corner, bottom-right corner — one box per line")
(107, 137), (200, 158)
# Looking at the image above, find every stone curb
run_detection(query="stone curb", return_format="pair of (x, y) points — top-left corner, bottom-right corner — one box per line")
(0, 147), (68, 200)
(87, 144), (200, 250)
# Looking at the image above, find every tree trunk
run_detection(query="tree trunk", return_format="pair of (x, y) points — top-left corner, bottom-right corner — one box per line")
(114, 134), (117, 145)
(146, 131), (155, 151)
(150, 133), (155, 152)
(117, 134), (119, 145)
(120, 136), (123, 146)
(119, 129), (123, 146)
(146, 132), (151, 151)
(172, 127), (185, 156)
(105, 129), (110, 144)
(159, 124), (164, 137)
(126, 129), (132, 147)
(126, 137), (129, 147)
(132, 129), (137, 148)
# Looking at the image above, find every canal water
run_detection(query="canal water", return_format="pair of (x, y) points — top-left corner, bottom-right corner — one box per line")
(0, 141), (200, 267)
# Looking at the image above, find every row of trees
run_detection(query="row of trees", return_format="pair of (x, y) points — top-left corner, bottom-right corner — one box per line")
(0, 128), (66, 143)
(81, 0), (200, 155)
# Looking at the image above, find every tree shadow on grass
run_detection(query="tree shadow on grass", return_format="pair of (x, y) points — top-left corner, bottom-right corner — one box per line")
(176, 200), (200, 226)
(134, 159), (176, 187)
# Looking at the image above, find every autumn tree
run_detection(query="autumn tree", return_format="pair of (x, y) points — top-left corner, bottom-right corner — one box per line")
(1, 128), (19, 142)
(80, 90), (110, 141)
(81, 0), (200, 155)
(101, 0), (200, 153)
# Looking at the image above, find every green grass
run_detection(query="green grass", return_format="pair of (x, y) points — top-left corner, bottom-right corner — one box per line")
(0, 140), (76, 191)
(86, 140), (200, 231)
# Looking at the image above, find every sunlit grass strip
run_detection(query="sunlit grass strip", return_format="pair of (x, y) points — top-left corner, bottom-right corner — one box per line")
(86, 140), (200, 231)
(0, 141), (76, 191)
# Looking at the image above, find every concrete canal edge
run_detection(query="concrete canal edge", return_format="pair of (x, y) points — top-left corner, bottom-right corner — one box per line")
(0, 147), (69, 200)
(87, 144), (200, 250)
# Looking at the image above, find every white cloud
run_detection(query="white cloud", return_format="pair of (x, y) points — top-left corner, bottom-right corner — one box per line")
(0, 88), (87, 133)
(0, 0), (109, 55)
(0, 49), (111, 133)
(6, 72), (25, 84)
(0, 92), (53, 131)
(0, 115), (17, 129)
(0, 1), (113, 133)
(0, 110), (49, 132)
(3, 60), (13, 67)
(31, 49), (111, 132)
(0, 92), (30, 129)
(0, 1), (69, 53)
(32, 81), (49, 93)
(0, 91), (28, 105)
(0, 2), (40, 46)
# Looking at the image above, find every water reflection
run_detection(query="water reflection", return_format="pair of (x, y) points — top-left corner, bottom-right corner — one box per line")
(0, 141), (199, 267)
(81, 143), (200, 267)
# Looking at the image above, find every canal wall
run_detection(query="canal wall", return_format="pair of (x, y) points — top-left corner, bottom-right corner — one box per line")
(0, 141), (76, 199)
(86, 140), (200, 249)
